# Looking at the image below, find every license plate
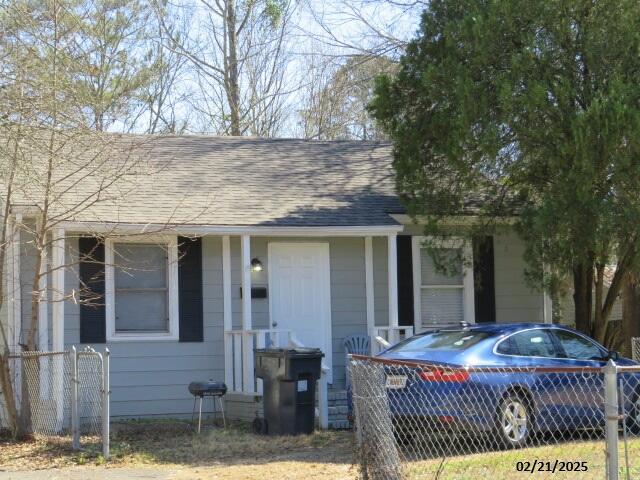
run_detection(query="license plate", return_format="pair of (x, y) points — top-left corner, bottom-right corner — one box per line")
(385, 375), (408, 389)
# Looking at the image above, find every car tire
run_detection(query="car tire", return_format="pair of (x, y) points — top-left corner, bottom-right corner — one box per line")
(392, 419), (415, 445)
(625, 388), (640, 435)
(496, 394), (532, 449)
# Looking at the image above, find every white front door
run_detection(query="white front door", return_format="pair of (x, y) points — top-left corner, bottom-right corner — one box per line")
(269, 243), (332, 381)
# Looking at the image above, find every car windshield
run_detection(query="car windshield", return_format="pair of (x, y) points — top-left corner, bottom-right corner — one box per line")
(387, 330), (490, 352)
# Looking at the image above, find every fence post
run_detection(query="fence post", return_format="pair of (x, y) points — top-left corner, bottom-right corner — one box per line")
(604, 359), (619, 480)
(102, 348), (110, 459)
(351, 358), (402, 480)
(70, 346), (80, 450)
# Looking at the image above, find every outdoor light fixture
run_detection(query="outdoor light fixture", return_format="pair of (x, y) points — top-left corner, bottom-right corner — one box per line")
(251, 257), (263, 272)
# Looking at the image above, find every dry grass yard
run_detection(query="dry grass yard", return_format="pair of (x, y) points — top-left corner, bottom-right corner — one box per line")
(1, 420), (638, 479)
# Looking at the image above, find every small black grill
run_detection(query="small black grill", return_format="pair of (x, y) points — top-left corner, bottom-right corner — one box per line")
(188, 380), (227, 432)
(188, 380), (227, 397)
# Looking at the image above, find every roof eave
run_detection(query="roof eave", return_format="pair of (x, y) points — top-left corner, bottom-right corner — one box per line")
(58, 221), (404, 237)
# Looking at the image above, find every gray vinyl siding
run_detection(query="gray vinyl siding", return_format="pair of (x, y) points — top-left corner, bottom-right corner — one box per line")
(63, 236), (225, 419)
(373, 237), (390, 327)
(59, 234), (376, 418)
(493, 231), (544, 323)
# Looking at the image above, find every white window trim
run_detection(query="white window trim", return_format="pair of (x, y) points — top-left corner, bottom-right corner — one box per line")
(105, 235), (179, 342)
(412, 236), (475, 333)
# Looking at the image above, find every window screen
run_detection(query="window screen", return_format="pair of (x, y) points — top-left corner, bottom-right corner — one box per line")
(114, 243), (168, 332)
(419, 247), (464, 327)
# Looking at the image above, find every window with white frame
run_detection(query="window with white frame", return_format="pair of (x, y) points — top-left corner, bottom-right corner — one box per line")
(105, 237), (179, 341)
(412, 238), (475, 331)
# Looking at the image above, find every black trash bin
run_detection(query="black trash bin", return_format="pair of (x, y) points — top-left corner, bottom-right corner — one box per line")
(254, 347), (324, 435)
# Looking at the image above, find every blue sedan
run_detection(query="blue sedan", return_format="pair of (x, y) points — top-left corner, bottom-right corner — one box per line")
(377, 323), (640, 447)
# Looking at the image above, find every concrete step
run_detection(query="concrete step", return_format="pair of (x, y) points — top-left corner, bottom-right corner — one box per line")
(327, 390), (350, 430)
(328, 405), (349, 416)
(328, 390), (348, 401)
(328, 419), (351, 430)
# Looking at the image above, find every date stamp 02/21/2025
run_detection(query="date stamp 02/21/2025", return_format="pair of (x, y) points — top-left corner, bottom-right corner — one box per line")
(515, 460), (589, 474)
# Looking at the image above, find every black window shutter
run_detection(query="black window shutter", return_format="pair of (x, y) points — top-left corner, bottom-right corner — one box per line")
(473, 236), (496, 323)
(79, 237), (106, 343)
(178, 236), (203, 342)
(397, 235), (414, 327)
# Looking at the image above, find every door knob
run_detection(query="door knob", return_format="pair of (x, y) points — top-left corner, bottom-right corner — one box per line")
(272, 321), (278, 327)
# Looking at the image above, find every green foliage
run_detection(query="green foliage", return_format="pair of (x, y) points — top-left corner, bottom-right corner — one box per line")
(264, 0), (283, 28)
(371, 0), (640, 340)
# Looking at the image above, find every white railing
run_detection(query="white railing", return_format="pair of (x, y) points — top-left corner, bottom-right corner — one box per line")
(224, 329), (293, 394)
(224, 329), (330, 429)
(370, 326), (414, 355)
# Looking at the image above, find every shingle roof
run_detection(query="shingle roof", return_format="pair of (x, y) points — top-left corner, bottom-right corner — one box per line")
(39, 135), (404, 227)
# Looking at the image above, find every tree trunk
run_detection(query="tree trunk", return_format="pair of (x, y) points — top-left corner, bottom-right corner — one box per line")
(0, 354), (20, 437)
(622, 274), (640, 358)
(225, 0), (241, 136)
(573, 263), (593, 335)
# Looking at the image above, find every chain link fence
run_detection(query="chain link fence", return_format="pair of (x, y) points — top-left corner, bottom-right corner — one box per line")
(10, 347), (110, 457)
(633, 338), (640, 362)
(349, 355), (640, 480)
(21, 351), (72, 436)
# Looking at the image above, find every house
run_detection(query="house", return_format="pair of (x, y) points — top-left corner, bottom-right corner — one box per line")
(1, 135), (551, 429)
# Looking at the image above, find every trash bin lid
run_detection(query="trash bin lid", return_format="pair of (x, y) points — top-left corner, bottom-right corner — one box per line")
(254, 347), (324, 359)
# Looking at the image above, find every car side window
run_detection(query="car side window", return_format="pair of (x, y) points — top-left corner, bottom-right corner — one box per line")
(496, 330), (557, 357)
(552, 329), (605, 361)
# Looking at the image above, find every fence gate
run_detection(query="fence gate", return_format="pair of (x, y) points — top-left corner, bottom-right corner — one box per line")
(18, 346), (110, 457)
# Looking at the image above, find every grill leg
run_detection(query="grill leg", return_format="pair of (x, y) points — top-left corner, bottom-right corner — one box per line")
(198, 396), (203, 434)
(217, 396), (226, 429)
(191, 396), (197, 428)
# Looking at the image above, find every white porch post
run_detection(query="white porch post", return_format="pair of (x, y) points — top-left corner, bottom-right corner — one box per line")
(8, 214), (22, 408)
(319, 367), (329, 429)
(241, 235), (254, 393)
(387, 234), (399, 343)
(462, 242), (476, 324)
(543, 292), (553, 324)
(51, 228), (65, 429)
(222, 236), (233, 388)
(51, 228), (65, 351)
(364, 236), (375, 339)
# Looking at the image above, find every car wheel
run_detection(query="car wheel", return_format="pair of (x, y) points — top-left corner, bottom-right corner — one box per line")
(496, 394), (531, 448)
(626, 388), (640, 435)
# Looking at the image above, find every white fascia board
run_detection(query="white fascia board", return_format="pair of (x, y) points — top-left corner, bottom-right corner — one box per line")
(57, 221), (404, 237)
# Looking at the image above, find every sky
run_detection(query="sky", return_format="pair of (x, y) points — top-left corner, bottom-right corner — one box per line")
(120, 0), (424, 136)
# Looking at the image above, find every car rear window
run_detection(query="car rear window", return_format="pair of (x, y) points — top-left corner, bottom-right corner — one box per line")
(387, 330), (490, 352)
